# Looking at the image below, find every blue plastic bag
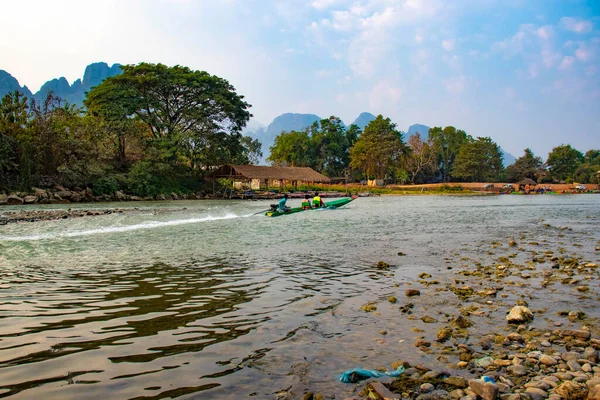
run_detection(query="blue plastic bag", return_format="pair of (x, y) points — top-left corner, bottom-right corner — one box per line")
(339, 365), (405, 383)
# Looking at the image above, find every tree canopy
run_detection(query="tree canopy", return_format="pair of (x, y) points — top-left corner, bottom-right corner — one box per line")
(428, 126), (468, 182)
(506, 148), (544, 183)
(546, 144), (584, 182)
(452, 136), (504, 182)
(268, 116), (358, 177)
(349, 115), (406, 180)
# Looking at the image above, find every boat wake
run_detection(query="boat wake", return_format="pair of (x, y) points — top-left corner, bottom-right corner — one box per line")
(0, 213), (252, 242)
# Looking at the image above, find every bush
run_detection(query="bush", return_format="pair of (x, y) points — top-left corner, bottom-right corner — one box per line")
(93, 176), (119, 195)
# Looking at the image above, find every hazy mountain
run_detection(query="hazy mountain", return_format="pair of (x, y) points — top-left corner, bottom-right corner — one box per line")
(500, 148), (516, 166)
(407, 124), (431, 139)
(0, 62), (121, 106)
(245, 113), (321, 164)
(0, 70), (33, 99)
(350, 112), (376, 129)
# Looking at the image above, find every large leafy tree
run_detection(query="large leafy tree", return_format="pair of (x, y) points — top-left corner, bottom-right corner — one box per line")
(268, 116), (358, 176)
(349, 115), (406, 180)
(268, 130), (312, 167)
(310, 117), (358, 176)
(85, 63), (252, 167)
(546, 144), (584, 182)
(506, 148), (544, 183)
(429, 126), (468, 182)
(452, 136), (504, 182)
(406, 133), (437, 183)
(572, 149), (600, 183)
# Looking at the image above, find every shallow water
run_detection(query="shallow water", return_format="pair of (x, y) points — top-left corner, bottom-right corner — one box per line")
(0, 195), (598, 399)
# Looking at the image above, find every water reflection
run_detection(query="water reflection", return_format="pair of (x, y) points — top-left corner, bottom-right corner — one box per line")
(0, 195), (598, 398)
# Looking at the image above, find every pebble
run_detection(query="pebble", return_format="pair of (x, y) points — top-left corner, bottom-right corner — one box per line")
(539, 355), (558, 366)
(507, 365), (527, 376)
(420, 383), (434, 393)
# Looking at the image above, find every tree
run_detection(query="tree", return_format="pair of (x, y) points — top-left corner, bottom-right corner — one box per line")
(267, 116), (358, 176)
(572, 149), (600, 184)
(349, 115), (406, 180)
(429, 126), (468, 182)
(0, 91), (29, 189)
(546, 144), (584, 182)
(452, 136), (504, 182)
(405, 133), (437, 183)
(85, 63), (251, 165)
(268, 130), (312, 167)
(505, 148), (544, 183)
(309, 117), (357, 177)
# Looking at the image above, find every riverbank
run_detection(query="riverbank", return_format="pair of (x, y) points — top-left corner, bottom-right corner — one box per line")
(302, 219), (600, 399)
(1, 182), (597, 207)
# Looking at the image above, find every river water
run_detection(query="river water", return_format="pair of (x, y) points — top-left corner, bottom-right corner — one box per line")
(0, 195), (598, 399)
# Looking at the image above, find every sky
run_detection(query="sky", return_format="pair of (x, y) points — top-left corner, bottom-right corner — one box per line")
(1, 0), (599, 157)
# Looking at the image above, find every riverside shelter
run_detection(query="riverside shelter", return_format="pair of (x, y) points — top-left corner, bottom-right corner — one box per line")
(207, 165), (331, 190)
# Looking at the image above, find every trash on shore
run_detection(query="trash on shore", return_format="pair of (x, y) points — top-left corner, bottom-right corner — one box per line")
(338, 365), (405, 383)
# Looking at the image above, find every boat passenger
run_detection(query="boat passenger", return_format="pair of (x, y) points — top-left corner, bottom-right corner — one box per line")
(278, 194), (289, 212)
(301, 195), (311, 210)
(312, 192), (325, 208)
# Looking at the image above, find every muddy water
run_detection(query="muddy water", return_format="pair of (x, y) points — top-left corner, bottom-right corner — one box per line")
(0, 195), (598, 399)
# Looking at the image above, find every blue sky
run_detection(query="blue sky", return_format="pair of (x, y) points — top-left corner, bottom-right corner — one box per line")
(1, 0), (598, 157)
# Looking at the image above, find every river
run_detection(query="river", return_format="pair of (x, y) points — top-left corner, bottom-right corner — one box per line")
(0, 195), (598, 399)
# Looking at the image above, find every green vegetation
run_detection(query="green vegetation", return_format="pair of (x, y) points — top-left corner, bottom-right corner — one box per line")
(268, 116), (358, 177)
(0, 63), (260, 195)
(269, 116), (599, 185)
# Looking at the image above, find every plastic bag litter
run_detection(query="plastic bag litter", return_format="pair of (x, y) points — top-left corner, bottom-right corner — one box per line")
(339, 365), (405, 383)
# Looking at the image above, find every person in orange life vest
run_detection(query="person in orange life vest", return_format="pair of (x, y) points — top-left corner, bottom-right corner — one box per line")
(301, 195), (311, 210)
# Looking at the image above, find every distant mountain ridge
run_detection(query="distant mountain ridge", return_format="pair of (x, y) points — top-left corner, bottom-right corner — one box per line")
(0, 62), (121, 106)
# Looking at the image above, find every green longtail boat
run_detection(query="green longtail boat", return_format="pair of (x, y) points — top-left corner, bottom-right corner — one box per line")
(265, 195), (358, 217)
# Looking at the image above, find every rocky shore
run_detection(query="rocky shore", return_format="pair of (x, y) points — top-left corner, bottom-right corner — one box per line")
(0, 187), (209, 206)
(303, 224), (600, 400)
(0, 206), (192, 225)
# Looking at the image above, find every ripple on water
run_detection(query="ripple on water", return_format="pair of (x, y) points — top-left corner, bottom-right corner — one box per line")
(0, 196), (598, 398)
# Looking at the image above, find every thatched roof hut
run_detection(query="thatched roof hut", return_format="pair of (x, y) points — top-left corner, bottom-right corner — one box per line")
(518, 178), (537, 186)
(207, 165), (331, 183)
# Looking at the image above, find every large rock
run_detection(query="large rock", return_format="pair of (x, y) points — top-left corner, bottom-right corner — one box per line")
(507, 365), (527, 376)
(70, 193), (82, 202)
(506, 306), (534, 323)
(55, 190), (72, 199)
(33, 188), (48, 199)
(559, 329), (591, 340)
(468, 379), (499, 400)
(7, 194), (24, 205)
(584, 347), (599, 362)
(0, 194), (7, 205)
(114, 191), (126, 201)
(555, 381), (588, 399)
(23, 195), (37, 204)
(590, 386), (600, 400)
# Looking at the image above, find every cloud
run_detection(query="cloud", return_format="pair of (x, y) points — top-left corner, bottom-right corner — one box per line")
(528, 65), (538, 78)
(491, 24), (533, 56)
(559, 17), (593, 34)
(442, 38), (455, 51)
(415, 32), (424, 44)
(305, 0), (444, 76)
(541, 48), (560, 68)
(505, 87), (515, 98)
(368, 80), (402, 110)
(575, 44), (593, 61)
(558, 56), (575, 70)
(443, 54), (461, 70)
(444, 75), (466, 94)
(534, 25), (553, 40)
(311, 0), (347, 10)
